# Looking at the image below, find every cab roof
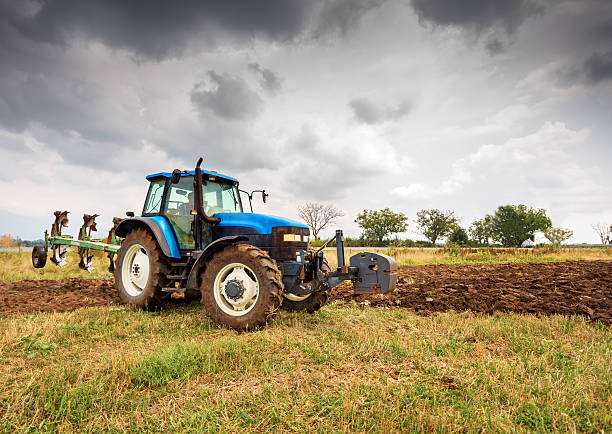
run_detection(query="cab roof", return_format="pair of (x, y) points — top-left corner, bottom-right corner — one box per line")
(146, 169), (238, 184)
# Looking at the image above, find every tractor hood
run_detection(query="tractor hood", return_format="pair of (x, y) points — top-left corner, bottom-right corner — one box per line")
(215, 213), (308, 235)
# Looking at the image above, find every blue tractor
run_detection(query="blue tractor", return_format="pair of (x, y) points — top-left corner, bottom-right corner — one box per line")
(34, 158), (397, 331)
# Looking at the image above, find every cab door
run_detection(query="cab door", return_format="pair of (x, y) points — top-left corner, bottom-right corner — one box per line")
(162, 177), (196, 250)
(163, 176), (214, 250)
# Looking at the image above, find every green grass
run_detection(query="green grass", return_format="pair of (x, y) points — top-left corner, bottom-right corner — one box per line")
(0, 303), (610, 432)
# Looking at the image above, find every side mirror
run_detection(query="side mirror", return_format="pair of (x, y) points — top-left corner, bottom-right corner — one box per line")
(171, 169), (181, 184)
(262, 190), (268, 203)
(126, 211), (135, 217)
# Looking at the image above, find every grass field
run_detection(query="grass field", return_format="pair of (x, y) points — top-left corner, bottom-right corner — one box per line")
(1, 249), (610, 432)
(3, 247), (611, 283)
(0, 304), (610, 432)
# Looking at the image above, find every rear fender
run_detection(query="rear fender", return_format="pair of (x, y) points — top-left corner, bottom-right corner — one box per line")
(115, 217), (181, 259)
(186, 235), (249, 290)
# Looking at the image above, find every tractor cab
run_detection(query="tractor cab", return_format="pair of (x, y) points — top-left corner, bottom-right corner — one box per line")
(143, 169), (242, 251)
(137, 158), (311, 266)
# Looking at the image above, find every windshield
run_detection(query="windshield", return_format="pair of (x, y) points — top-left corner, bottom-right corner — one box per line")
(163, 176), (242, 215)
(203, 179), (242, 214)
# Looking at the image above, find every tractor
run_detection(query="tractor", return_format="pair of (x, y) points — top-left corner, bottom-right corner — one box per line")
(32, 157), (397, 331)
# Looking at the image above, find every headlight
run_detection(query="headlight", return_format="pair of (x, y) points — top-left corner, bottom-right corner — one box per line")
(283, 234), (300, 242)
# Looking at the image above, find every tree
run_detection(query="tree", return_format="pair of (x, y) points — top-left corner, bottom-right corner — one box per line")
(355, 208), (408, 243)
(415, 209), (459, 244)
(0, 235), (17, 247)
(469, 215), (493, 245)
(297, 202), (344, 240)
(592, 222), (611, 245)
(544, 227), (573, 251)
(490, 205), (552, 247)
(448, 227), (469, 245)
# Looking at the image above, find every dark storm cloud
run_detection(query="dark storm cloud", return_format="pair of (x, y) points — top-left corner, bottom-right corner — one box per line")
(248, 63), (282, 94)
(314, 0), (388, 36)
(190, 71), (264, 121)
(3, 0), (387, 61)
(349, 97), (410, 125)
(410, 0), (544, 35)
(7, 0), (314, 60)
(583, 50), (612, 84)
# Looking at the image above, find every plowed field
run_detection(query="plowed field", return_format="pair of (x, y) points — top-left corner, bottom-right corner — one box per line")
(1, 261), (610, 324)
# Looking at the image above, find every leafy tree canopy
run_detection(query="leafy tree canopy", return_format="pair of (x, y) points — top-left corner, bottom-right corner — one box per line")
(355, 208), (408, 243)
(490, 205), (552, 247)
(544, 227), (573, 251)
(415, 209), (459, 244)
(448, 227), (469, 245)
(469, 215), (494, 246)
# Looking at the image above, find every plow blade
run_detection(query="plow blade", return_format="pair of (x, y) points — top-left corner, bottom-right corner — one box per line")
(349, 252), (398, 294)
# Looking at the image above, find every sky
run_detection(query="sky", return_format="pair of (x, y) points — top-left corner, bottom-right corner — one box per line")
(0, 0), (611, 243)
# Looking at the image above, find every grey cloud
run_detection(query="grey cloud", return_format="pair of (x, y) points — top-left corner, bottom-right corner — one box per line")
(248, 63), (282, 94)
(485, 38), (505, 56)
(190, 71), (264, 121)
(3, 0), (386, 61)
(0, 70), (122, 142)
(583, 50), (612, 84)
(411, 0), (544, 35)
(314, 0), (388, 37)
(591, 16), (612, 44)
(349, 97), (410, 125)
(7, 0), (314, 60)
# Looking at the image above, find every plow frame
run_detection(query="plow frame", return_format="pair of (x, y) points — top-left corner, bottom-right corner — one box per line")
(44, 232), (121, 255)
(41, 212), (123, 272)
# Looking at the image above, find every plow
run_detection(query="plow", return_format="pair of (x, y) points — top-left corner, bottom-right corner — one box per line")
(32, 157), (397, 331)
(33, 212), (123, 273)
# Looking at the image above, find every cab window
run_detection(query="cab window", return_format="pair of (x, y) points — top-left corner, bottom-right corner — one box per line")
(143, 180), (165, 215)
(203, 181), (242, 214)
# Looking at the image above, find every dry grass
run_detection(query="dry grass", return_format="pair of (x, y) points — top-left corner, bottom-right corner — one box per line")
(0, 304), (609, 432)
(0, 251), (112, 283)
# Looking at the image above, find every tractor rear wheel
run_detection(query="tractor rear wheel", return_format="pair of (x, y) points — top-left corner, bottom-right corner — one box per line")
(200, 244), (282, 331)
(114, 228), (169, 309)
(280, 258), (331, 313)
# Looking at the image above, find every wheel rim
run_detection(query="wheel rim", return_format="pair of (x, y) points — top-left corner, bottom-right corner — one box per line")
(213, 263), (260, 317)
(121, 243), (150, 297)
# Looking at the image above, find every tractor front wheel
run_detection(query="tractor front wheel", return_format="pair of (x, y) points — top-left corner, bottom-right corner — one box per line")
(200, 244), (282, 331)
(114, 228), (169, 309)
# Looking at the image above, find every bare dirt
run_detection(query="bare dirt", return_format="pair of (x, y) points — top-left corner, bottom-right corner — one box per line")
(1, 261), (610, 324)
(332, 260), (612, 324)
(0, 278), (119, 315)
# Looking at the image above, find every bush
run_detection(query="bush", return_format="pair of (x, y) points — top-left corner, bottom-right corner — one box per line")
(448, 228), (469, 245)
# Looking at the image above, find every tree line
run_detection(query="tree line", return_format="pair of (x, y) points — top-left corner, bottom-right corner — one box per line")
(298, 202), (612, 248)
